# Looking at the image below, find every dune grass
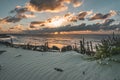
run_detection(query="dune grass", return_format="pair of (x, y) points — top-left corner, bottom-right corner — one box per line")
(94, 32), (120, 59)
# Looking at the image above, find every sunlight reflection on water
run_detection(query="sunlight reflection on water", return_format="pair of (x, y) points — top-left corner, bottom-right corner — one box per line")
(11, 34), (104, 49)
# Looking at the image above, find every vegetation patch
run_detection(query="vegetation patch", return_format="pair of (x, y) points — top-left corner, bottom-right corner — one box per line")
(94, 32), (120, 59)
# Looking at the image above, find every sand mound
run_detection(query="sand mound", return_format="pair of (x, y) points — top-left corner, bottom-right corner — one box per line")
(0, 46), (120, 80)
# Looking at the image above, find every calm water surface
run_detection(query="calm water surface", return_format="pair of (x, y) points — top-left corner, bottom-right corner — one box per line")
(10, 34), (118, 48)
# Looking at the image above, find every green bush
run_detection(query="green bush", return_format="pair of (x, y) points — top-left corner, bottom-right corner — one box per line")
(110, 47), (120, 55)
(94, 33), (120, 59)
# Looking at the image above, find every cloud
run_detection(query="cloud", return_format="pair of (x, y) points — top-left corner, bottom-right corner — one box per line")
(10, 5), (35, 18)
(30, 21), (45, 28)
(0, 12), (35, 24)
(0, 15), (28, 24)
(26, 0), (83, 13)
(89, 10), (117, 20)
(62, 11), (92, 22)
(72, 0), (83, 7)
(1, 0), (83, 24)
(102, 19), (115, 26)
(29, 11), (93, 28)
(22, 13), (35, 18)
(77, 11), (93, 20)
(24, 18), (119, 34)
(0, 5), (36, 24)
(8, 24), (25, 32)
(10, 6), (28, 14)
(0, 26), (2, 30)
(30, 14), (74, 28)
(0, 16), (22, 23)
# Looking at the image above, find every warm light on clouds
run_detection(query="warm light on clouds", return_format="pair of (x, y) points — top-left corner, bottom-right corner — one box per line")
(0, 26), (2, 30)
(110, 10), (117, 16)
(89, 10), (117, 20)
(23, 14), (35, 18)
(77, 10), (93, 20)
(26, 2), (68, 13)
(0, 0), (119, 34)
(46, 16), (70, 28)
(54, 32), (59, 35)
(30, 14), (75, 28)
(47, 18), (66, 28)
(25, 0), (83, 13)
(0, 24), (26, 33)
(73, 0), (83, 7)
(29, 10), (93, 29)
(8, 24), (25, 32)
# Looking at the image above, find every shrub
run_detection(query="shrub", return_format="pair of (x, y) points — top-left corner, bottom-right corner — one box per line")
(94, 32), (120, 59)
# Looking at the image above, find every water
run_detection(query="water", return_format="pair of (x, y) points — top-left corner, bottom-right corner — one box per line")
(9, 34), (115, 49)
(1, 34), (119, 49)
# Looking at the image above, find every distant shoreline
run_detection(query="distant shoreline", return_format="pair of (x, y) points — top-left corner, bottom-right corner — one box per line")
(0, 34), (11, 38)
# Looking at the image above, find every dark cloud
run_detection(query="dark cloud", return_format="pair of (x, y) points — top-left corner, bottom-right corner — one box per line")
(0, 5), (35, 24)
(24, 18), (119, 34)
(10, 6), (28, 14)
(102, 19), (115, 26)
(26, 0), (83, 12)
(8, 24), (25, 32)
(65, 11), (92, 22)
(89, 13), (109, 20)
(89, 10), (117, 20)
(68, 16), (78, 22)
(0, 16), (22, 23)
(77, 11), (88, 20)
(30, 21), (45, 28)
(31, 21), (45, 24)
(29, 11), (92, 28)
(10, 6), (35, 17)
(0, 14), (31, 23)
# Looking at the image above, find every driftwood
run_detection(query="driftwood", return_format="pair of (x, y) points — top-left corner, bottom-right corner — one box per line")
(54, 68), (64, 72)
(15, 54), (22, 57)
(82, 71), (85, 75)
(0, 50), (6, 55)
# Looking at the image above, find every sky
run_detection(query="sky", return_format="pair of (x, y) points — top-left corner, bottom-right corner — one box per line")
(0, 0), (120, 34)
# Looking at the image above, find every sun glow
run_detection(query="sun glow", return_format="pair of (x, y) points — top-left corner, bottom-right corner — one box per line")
(46, 16), (69, 28)
(52, 19), (64, 27)
(54, 32), (59, 34)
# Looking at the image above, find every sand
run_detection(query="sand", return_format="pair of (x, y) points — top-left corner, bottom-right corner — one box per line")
(0, 45), (120, 80)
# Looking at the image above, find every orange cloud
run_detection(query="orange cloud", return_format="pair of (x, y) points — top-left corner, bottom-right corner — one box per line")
(0, 26), (2, 30)
(22, 14), (35, 18)
(0, 6), (36, 24)
(89, 10), (117, 20)
(30, 11), (93, 28)
(8, 24), (25, 32)
(26, 0), (83, 13)
(0, 13), (35, 24)
(30, 13), (75, 28)
(0, 16), (21, 23)
(77, 11), (93, 20)
(72, 0), (83, 7)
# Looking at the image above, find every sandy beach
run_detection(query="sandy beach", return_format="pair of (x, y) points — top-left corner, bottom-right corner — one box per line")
(0, 45), (120, 80)
(0, 0), (120, 79)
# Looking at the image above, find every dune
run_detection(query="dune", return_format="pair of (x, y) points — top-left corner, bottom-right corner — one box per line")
(0, 45), (120, 80)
